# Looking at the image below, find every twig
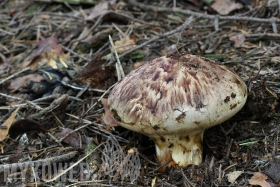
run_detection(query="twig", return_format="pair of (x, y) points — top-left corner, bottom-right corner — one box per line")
(214, 16), (219, 31)
(129, 0), (280, 23)
(0, 151), (77, 173)
(58, 123), (91, 143)
(177, 16), (194, 46)
(43, 143), (104, 182)
(0, 0), (8, 6)
(218, 164), (222, 185)
(0, 104), (27, 110)
(61, 45), (89, 62)
(19, 12), (84, 21)
(82, 83), (116, 117)
(222, 162), (238, 177)
(0, 67), (30, 85)
(245, 33), (280, 40)
(29, 94), (68, 118)
(31, 94), (61, 102)
(68, 10), (150, 49)
(92, 41), (109, 59)
(109, 35), (125, 80)
(181, 168), (196, 187)
(225, 139), (234, 160)
(66, 113), (128, 143)
(0, 93), (42, 110)
(278, 0), (280, 14)
(67, 13), (105, 48)
(0, 28), (15, 35)
(117, 16), (195, 60)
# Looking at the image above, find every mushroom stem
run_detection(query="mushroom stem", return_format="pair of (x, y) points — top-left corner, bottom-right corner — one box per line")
(152, 131), (204, 168)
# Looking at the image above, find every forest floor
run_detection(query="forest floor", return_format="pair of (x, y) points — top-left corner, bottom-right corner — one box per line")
(0, 0), (280, 186)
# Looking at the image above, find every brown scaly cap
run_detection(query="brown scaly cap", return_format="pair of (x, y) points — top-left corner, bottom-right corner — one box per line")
(108, 54), (247, 136)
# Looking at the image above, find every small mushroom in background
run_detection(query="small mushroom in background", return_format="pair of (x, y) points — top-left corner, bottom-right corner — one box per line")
(108, 53), (247, 171)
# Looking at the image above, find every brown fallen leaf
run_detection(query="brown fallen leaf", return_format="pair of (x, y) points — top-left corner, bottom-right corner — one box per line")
(211, 0), (243, 15)
(55, 128), (80, 148)
(230, 34), (246, 48)
(85, 0), (116, 20)
(22, 37), (69, 69)
(0, 108), (19, 141)
(151, 177), (156, 187)
(101, 98), (118, 131)
(114, 36), (136, 54)
(226, 170), (244, 184)
(9, 74), (44, 92)
(49, 94), (69, 115)
(249, 172), (271, 187)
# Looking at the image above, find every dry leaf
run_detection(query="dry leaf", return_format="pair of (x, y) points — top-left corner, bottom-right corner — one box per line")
(211, 0), (243, 15)
(9, 74), (44, 92)
(101, 98), (118, 131)
(114, 36), (136, 54)
(86, 0), (116, 20)
(230, 34), (246, 48)
(55, 128), (80, 148)
(226, 171), (244, 184)
(0, 108), (19, 141)
(151, 177), (156, 187)
(22, 37), (69, 69)
(249, 172), (271, 187)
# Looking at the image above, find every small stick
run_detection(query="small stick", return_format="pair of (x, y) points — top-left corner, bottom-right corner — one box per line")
(214, 16), (219, 31)
(118, 16), (195, 60)
(82, 83), (116, 117)
(129, 0), (280, 23)
(0, 151), (77, 173)
(278, 0), (280, 14)
(61, 45), (89, 62)
(0, 93), (43, 110)
(222, 162), (237, 177)
(0, 67), (30, 85)
(31, 94), (61, 102)
(181, 168), (196, 187)
(225, 139), (234, 160)
(29, 94), (68, 118)
(43, 143), (104, 182)
(0, 104), (27, 110)
(58, 123), (91, 143)
(218, 164), (222, 184)
(109, 35), (125, 80)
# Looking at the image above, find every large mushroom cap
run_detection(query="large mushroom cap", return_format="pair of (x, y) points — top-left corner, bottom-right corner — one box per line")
(108, 54), (247, 136)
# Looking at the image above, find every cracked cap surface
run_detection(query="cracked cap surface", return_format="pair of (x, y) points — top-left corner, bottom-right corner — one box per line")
(108, 54), (247, 136)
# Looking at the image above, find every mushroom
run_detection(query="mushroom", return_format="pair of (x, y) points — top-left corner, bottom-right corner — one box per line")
(108, 53), (247, 169)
